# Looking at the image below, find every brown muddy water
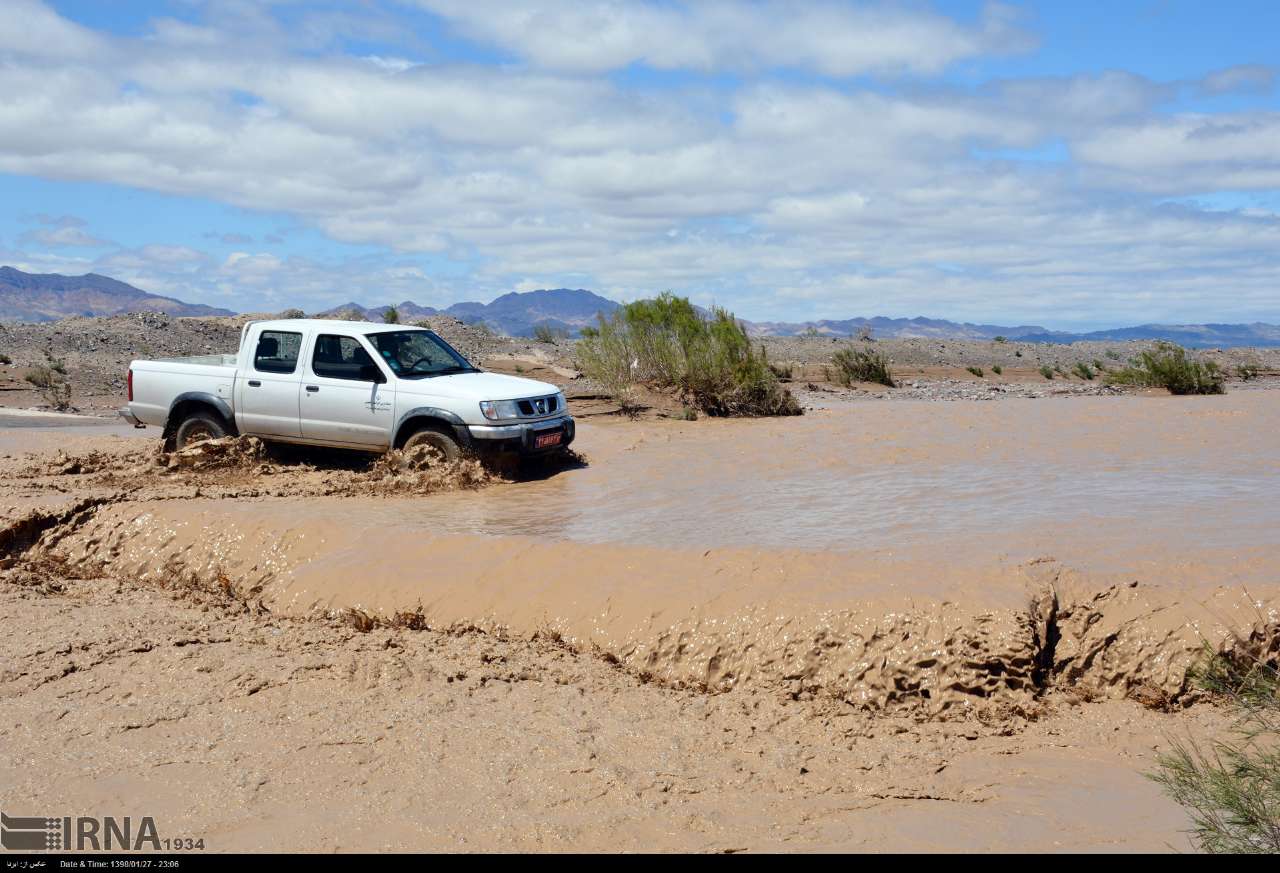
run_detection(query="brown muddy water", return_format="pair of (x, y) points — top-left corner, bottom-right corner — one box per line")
(280, 394), (1277, 559)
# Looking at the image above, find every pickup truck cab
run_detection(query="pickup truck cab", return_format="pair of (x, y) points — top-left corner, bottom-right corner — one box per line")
(120, 319), (574, 460)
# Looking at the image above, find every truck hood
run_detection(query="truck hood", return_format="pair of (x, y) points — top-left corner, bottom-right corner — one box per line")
(396, 370), (561, 402)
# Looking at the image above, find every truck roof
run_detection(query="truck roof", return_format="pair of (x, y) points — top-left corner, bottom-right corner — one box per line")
(248, 318), (432, 334)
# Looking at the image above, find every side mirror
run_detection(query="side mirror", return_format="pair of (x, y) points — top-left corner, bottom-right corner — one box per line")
(360, 364), (386, 384)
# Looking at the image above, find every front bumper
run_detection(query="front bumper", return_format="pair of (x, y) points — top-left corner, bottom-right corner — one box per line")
(466, 414), (574, 455)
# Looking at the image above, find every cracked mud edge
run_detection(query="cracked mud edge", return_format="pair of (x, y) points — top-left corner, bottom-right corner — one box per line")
(6, 503), (1279, 721)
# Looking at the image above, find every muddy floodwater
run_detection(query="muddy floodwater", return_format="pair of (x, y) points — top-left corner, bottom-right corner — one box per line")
(274, 394), (1280, 564)
(5, 391), (1280, 852)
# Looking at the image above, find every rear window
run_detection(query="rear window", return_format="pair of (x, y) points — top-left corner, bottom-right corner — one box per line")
(312, 334), (380, 381)
(254, 330), (301, 374)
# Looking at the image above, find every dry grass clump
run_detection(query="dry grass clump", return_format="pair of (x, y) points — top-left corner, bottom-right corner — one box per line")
(24, 364), (72, 410)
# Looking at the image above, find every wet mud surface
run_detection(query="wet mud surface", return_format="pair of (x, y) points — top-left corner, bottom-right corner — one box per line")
(2, 393), (1279, 851)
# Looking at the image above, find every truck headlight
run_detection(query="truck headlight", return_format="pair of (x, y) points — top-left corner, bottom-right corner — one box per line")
(479, 399), (521, 421)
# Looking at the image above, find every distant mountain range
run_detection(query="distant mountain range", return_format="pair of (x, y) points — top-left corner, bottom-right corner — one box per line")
(2, 266), (1275, 347)
(0, 266), (234, 321)
(745, 315), (1280, 348)
(317, 288), (620, 337)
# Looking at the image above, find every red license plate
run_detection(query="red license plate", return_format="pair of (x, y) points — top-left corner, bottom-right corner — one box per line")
(535, 431), (562, 449)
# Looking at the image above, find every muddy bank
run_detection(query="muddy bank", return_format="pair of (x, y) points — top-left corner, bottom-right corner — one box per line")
(21, 501), (1275, 718)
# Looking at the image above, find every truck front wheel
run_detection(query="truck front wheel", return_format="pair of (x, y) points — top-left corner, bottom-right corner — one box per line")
(174, 411), (227, 450)
(401, 425), (461, 463)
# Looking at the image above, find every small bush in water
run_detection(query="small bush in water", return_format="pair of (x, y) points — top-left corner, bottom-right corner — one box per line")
(1151, 651), (1280, 853)
(575, 293), (800, 417)
(831, 347), (895, 387)
(1106, 342), (1225, 395)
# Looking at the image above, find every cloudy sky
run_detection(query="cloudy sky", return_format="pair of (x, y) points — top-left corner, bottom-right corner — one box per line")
(1, 1), (1278, 327)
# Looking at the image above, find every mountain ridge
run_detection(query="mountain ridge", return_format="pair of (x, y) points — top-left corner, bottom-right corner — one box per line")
(0, 266), (234, 321)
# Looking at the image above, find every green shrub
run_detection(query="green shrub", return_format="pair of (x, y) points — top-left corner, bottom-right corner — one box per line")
(280, 308), (305, 319)
(1072, 362), (1095, 380)
(966, 365), (984, 378)
(993, 335), (1007, 343)
(575, 293), (800, 417)
(831, 346), (895, 387)
(1151, 651), (1280, 853)
(382, 306), (400, 324)
(0, 352), (10, 365)
(1106, 342), (1225, 395)
(1106, 349), (1121, 360)
(1039, 365), (1055, 380)
(991, 364), (1003, 375)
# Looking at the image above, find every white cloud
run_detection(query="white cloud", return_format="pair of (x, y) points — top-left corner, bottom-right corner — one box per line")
(413, 0), (1034, 76)
(0, 1), (1276, 325)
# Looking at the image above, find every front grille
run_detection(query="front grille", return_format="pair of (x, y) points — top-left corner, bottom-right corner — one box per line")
(516, 394), (559, 417)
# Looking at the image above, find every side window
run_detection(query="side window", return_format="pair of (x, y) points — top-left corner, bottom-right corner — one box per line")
(254, 330), (301, 374)
(312, 334), (381, 381)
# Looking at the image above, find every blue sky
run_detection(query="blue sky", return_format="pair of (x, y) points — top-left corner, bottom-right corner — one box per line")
(1, 1), (1278, 328)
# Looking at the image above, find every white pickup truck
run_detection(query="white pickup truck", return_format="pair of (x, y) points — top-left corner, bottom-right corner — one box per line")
(120, 318), (574, 460)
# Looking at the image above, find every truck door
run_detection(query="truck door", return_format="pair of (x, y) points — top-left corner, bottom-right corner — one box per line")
(238, 328), (304, 438)
(300, 333), (394, 447)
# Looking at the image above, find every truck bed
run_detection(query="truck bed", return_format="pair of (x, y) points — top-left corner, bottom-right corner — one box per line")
(148, 353), (239, 367)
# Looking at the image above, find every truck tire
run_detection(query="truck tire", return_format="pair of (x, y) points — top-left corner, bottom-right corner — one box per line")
(402, 425), (461, 463)
(174, 411), (227, 450)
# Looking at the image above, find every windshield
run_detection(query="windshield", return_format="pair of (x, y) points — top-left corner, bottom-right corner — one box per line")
(366, 330), (477, 378)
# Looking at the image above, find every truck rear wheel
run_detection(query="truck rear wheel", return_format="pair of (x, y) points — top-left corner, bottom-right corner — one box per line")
(402, 425), (461, 463)
(174, 411), (227, 450)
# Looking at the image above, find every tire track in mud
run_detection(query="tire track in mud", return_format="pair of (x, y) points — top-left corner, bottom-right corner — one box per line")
(9, 493), (1276, 722)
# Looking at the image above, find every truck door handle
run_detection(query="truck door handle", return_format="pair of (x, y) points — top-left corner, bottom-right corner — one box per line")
(247, 380), (261, 387)
(305, 385), (319, 393)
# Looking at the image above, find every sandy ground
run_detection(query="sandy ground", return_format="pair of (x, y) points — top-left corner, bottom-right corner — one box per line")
(1, 391), (1278, 852)
(0, 570), (1235, 853)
